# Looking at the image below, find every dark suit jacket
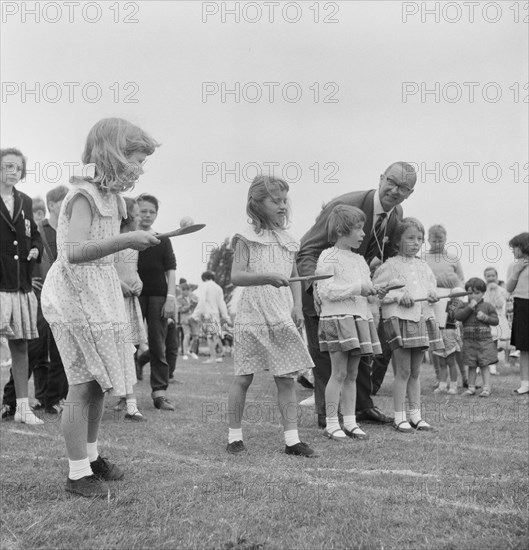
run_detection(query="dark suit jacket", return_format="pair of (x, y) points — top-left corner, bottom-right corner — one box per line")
(0, 189), (42, 292)
(297, 189), (403, 316)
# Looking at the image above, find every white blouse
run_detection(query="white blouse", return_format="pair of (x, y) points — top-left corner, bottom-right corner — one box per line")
(373, 255), (437, 322)
(315, 247), (373, 320)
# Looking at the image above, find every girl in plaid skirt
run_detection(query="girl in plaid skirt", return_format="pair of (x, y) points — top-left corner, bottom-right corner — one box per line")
(373, 218), (443, 433)
(315, 205), (383, 441)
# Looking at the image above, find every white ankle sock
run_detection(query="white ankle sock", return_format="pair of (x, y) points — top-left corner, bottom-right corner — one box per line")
(284, 429), (300, 447)
(126, 398), (139, 415)
(409, 409), (421, 424)
(68, 457), (93, 480)
(15, 397), (30, 410)
(326, 416), (341, 432)
(394, 411), (406, 425)
(228, 428), (242, 444)
(15, 398), (43, 425)
(343, 415), (357, 431)
(87, 441), (99, 463)
(438, 382), (448, 391)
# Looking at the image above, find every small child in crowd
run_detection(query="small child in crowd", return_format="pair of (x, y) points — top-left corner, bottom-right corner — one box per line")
(373, 218), (443, 433)
(113, 197), (149, 421)
(433, 290), (465, 395)
(484, 266), (511, 372)
(506, 233), (529, 394)
(455, 278), (499, 397)
(315, 205), (382, 441)
(177, 283), (198, 360)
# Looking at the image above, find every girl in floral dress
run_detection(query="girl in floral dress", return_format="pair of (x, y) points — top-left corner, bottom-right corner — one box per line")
(41, 118), (160, 497)
(226, 175), (316, 457)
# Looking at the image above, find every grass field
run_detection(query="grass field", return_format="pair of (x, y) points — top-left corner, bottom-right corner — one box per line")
(1, 355), (528, 550)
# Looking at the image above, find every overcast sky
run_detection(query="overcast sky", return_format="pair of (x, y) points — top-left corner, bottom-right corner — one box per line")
(2, 1), (527, 284)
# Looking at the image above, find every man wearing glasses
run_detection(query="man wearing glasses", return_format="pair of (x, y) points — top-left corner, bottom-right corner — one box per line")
(297, 162), (417, 429)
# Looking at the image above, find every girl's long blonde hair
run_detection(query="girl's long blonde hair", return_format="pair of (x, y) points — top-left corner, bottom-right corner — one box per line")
(246, 175), (291, 233)
(81, 118), (159, 192)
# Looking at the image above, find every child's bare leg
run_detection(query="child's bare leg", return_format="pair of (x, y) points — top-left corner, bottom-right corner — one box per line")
(9, 339), (29, 398)
(275, 376), (310, 449)
(325, 351), (348, 438)
(447, 354), (459, 392)
(341, 355), (360, 416)
(435, 356), (448, 392)
(274, 377), (298, 433)
(455, 350), (468, 385)
(465, 367), (477, 394)
(227, 374), (253, 429)
(342, 355), (364, 436)
(516, 351), (529, 393)
(10, 339), (43, 425)
(480, 365), (491, 395)
(62, 382), (94, 460)
(392, 348), (412, 427)
(407, 349), (426, 425)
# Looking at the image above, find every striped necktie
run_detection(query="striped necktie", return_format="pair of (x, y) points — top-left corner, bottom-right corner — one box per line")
(365, 212), (387, 264)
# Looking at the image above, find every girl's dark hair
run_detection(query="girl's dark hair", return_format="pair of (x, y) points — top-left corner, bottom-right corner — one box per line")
(465, 277), (487, 293)
(509, 232), (529, 256)
(0, 148), (27, 179)
(137, 193), (159, 212)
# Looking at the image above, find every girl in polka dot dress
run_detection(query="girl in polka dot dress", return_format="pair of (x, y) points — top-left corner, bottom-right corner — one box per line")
(41, 118), (160, 498)
(226, 176), (317, 458)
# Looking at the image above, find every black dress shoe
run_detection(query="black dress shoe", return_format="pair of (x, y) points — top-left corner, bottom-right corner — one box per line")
(153, 396), (175, 411)
(356, 407), (393, 423)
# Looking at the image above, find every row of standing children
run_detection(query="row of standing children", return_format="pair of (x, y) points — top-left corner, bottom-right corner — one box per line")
(2, 119), (527, 497)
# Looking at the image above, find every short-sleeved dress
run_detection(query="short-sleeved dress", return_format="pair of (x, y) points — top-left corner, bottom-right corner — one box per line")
(114, 247), (147, 347)
(232, 226), (314, 378)
(41, 180), (137, 396)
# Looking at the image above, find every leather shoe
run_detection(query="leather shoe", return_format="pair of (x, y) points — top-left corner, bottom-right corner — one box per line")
(356, 407), (393, 423)
(153, 396), (175, 411)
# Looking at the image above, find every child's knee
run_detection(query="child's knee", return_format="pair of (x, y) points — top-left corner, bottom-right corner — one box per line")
(234, 374), (253, 390)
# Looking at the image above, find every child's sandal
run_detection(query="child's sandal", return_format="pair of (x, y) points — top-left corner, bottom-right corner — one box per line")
(343, 426), (368, 440)
(323, 427), (348, 441)
(392, 421), (412, 433)
(409, 419), (435, 431)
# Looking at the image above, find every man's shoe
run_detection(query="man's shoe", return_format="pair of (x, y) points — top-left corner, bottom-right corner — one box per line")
(285, 441), (318, 458)
(90, 456), (124, 481)
(226, 440), (247, 454)
(356, 407), (393, 423)
(1, 404), (15, 420)
(297, 375), (314, 390)
(189, 353), (199, 360)
(44, 404), (62, 416)
(66, 475), (110, 498)
(153, 396), (175, 411)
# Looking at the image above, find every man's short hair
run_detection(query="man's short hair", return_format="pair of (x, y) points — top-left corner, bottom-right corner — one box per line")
(46, 185), (69, 205)
(137, 193), (159, 211)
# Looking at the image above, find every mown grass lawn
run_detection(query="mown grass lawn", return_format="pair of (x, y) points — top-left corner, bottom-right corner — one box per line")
(1, 356), (528, 550)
